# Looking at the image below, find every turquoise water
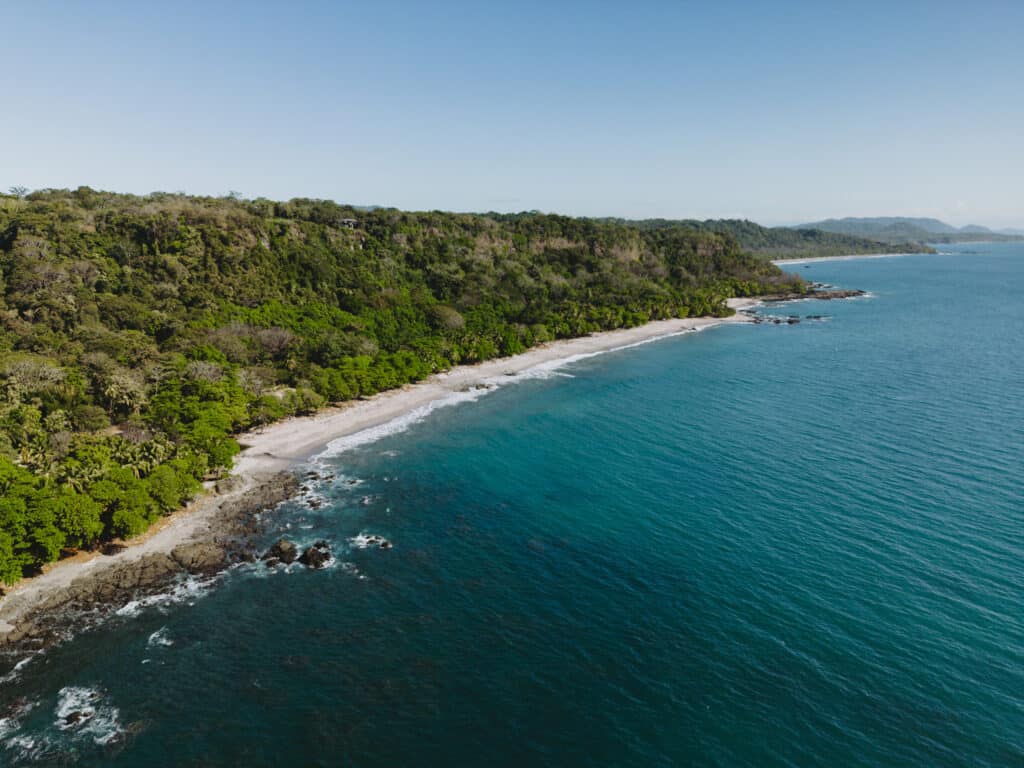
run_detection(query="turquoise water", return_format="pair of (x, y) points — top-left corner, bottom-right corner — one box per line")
(2, 244), (1022, 766)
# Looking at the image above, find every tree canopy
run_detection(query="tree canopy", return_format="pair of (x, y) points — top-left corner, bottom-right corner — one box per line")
(0, 188), (805, 583)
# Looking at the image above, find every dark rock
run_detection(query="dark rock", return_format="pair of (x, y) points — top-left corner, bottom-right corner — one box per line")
(263, 538), (298, 564)
(110, 553), (179, 591)
(299, 543), (331, 568)
(265, 557), (281, 568)
(171, 543), (226, 575)
(761, 288), (866, 302)
(102, 543), (127, 556)
(1, 472), (303, 655)
(65, 711), (90, 726)
(352, 534), (390, 549)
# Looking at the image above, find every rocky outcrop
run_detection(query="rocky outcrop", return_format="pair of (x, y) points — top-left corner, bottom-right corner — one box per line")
(171, 543), (226, 575)
(214, 474), (301, 543)
(263, 538), (298, 564)
(298, 541), (332, 568)
(0, 472), (300, 654)
(759, 287), (866, 302)
(70, 553), (181, 599)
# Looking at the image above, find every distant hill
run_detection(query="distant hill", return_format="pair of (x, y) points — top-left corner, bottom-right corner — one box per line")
(602, 218), (933, 260)
(797, 217), (1024, 245)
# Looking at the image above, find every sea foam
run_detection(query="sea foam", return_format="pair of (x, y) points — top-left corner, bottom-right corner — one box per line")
(316, 387), (493, 459)
(115, 573), (217, 619)
(314, 324), (721, 460)
(54, 686), (123, 745)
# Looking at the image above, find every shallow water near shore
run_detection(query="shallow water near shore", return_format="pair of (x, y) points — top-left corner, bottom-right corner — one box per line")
(2, 244), (1023, 766)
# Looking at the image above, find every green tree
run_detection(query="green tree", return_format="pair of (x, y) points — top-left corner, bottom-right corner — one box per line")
(50, 488), (104, 550)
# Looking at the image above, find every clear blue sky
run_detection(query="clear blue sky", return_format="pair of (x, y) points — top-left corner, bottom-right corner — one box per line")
(4, 0), (1022, 226)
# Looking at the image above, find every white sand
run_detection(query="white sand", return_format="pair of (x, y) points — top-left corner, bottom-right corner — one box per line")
(773, 253), (914, 266)
(0, 300), (755, 634)
(236, 297), (756, 475)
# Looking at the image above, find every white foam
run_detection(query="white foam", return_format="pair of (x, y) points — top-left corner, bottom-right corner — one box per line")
(0, 654), (35, 684)
(337, 561), (366, 580)
(115, 574), (216, 618)
(54, 686), (123, 745)
(0, 699), (36, 740)
(4, 734), (42, 761)
(315, 327), (719, 460)
(348, 532), (392, 550)
(317, 387), (492, 458)
(147, 627), (174, 648)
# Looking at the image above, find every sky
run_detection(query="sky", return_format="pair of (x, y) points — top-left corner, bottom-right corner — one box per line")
(3, 0), (1023, 227)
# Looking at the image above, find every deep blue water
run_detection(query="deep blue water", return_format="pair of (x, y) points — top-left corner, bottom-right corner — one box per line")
(2, 244), (1022, 766)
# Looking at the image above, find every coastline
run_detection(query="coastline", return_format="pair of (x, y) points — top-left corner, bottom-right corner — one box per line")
(235, 298), (756, 475)
(772, 252), (915, 266)
(0, 299), (756, 647)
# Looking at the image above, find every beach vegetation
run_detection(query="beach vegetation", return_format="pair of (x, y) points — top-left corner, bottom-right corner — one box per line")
(0, 188), (805, 583)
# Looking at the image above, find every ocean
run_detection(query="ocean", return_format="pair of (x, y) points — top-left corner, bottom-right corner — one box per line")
(1, 243), (1022, 766)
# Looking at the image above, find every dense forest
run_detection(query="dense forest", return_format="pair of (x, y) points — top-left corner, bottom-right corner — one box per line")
(601, 218), (933, 259)
(0, 188), (804, 584)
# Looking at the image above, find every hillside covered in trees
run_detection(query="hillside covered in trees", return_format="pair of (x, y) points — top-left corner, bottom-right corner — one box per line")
(0, 188), (804, 584)
(602, 218), (933, 259)
(798, 217), (1024, 246)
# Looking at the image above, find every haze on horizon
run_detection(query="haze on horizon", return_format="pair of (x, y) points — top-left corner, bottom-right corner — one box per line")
(4, 0), (1022, 228)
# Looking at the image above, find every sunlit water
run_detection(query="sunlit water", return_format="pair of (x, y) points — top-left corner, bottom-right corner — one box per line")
(2, 244), (1022, 766)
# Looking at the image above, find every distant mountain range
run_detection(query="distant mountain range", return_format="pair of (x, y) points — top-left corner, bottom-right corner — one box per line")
(795, 217), (1024, 244)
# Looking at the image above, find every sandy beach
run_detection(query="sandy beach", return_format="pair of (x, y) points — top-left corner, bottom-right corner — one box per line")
(771, 252), (915, 266)
(235, 298), (756, 476)
(0, 300), (755, 640)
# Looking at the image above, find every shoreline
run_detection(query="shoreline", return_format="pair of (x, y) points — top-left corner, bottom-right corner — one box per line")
(772, 252), (916, 266)
(235, 297), (757, 475)
(0, 300), (756, 646)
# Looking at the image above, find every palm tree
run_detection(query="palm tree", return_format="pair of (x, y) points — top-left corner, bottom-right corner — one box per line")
(103, 373), (147, 416)
(56, 460), (104, 493)
(19, 439), (56, 476)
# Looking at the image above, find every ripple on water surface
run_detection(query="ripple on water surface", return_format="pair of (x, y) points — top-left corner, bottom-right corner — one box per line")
(1, 246), (1023, 767)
